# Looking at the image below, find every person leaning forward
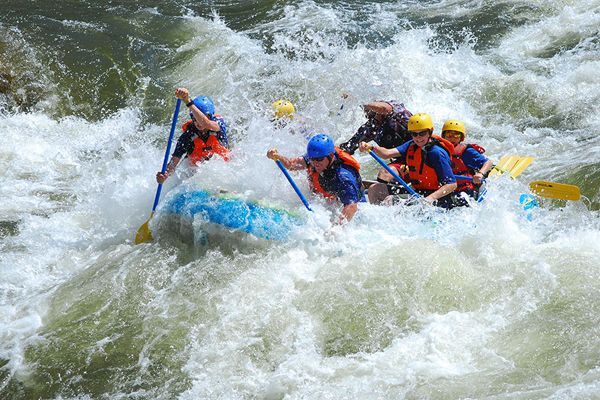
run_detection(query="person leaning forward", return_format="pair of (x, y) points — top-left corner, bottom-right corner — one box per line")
(267, 134), (365, 223)
(339, 100), (413, 190)
(156, 87), (230, 184)
(359, 113), (458, 208)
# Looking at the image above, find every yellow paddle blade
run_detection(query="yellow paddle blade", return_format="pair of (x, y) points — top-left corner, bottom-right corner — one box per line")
(529, 181), (581, 201)
(508, 156), (534, 178)
(135, 213), (154, 244)
(488, 155), (534, 178)
(488, 155), (514, 177)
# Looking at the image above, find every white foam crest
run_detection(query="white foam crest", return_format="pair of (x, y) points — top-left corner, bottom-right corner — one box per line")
(171, 10), (504, 155)
(493, 1), (600, 133)
(58, 19), (107, 32)
(496, 1), (600, 62)
(0, 107), (185, 375)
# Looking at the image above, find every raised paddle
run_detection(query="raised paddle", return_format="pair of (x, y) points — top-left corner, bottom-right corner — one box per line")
(529, 181), (581, 201)
(135, 98), (182, 244)
(274, 159), (313, 211)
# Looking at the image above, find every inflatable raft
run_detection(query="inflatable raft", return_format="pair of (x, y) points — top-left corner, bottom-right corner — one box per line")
(162, 187), (303, 241)
(161, 183), (539, 242)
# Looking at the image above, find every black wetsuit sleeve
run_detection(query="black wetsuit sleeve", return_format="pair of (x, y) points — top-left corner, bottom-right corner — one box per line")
(172, 131), (194, 158)
(339, 124), (375, 155)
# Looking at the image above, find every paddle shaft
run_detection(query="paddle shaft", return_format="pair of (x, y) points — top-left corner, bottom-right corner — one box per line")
(369, 151), (420, 198)
(455, 175), (473, 181)
(275, 160), (313, 211)
(454, 175), (488, 202)
(152, 98), (182, 212)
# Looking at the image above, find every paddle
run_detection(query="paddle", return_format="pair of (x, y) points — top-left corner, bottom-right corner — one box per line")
(529, 181), (581, 201)
(369, 150), (420, 198)
(453, 175), (488, 202)
(459, 175), (581, 201)
(274, 160), (313, 211)
(135, 98), (182, 244)
(488, 155), (534, 178)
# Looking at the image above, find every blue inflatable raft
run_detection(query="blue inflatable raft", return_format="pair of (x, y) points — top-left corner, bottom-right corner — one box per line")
(161, 183), (539, 242)
(162, 188), (303, 241)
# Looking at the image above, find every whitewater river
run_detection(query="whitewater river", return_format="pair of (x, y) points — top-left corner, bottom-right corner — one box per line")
(1, 0), (599, 398)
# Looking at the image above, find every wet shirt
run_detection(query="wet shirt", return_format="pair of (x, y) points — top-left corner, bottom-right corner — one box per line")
(339, 101), (412, 154)
(396, 140), (456, 185)
(172, 117), (228, 158)
(461, 147), (489, 170)
(303, 157), (366, 205)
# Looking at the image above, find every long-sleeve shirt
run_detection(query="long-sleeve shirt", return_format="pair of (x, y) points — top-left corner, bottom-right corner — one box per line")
(339, 101), (412, 155)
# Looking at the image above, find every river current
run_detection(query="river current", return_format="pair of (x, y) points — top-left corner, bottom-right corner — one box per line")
(1, 1), (599, 399)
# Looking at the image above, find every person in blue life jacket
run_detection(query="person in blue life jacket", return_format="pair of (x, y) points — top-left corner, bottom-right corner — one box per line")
(359, 113), (459, 208)
(441, 119), (493, 201)
(267, 134), (365, 223)
(339, 100), (413, 191)
(156, 87), (229, 184)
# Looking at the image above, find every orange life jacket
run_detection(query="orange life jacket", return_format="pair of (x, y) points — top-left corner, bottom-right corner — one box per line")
(182, 120), (231, 165)
(405, 135), (454, 191)
(451, 142), (485, 191)
(308, 147), (361, 199)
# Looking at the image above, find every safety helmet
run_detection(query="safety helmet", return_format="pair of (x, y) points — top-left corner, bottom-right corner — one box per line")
(272, 99), (295, 119)
(306, 134), (335, 159)
(442, 119), (466, 140)
(408, 113), (434, 132)
(191, 96), (215, 117)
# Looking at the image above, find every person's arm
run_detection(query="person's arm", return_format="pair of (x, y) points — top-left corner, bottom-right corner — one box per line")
(339, 125), (371, 155)
(424, 148), (457, 203)
(463, 148), (493, 184)
(359, 142), (401, 159)
(474, 159), (493, 184)
(176, 88), (221, 132)
(156, 156), (181, 184)
(334, 170), (363, 223)
(424, 182), (457, 204)
(266, 149), (307, 170)
(338, 203), (358, 223)
(155, 130), (192, 183)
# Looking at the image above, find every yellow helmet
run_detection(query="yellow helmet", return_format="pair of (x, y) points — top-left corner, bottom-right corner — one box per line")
(442, 119), (466, 139)
(272, 100), (295, 119)
(408, 113), (434, 132)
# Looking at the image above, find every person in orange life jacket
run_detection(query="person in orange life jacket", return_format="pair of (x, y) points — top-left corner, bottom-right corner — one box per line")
(156, 87), (229, 184)
(266, 134), (365, 223)
(441, 119), (493, 199)
(339, 100), (413, 188)
(359, 113), (458, 208)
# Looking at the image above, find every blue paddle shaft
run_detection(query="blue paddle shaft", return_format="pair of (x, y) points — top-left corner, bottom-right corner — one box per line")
(275, 160), (313, 211)
(455, 174), (488, 202)
(152, 98), (182, 212)
(455, 175), (473, 181)
(369, 150), (420, 198)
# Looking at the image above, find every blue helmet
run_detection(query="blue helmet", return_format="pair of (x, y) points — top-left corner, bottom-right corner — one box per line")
(191, 95), (215, 117)
(306, 134), (335, 159)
